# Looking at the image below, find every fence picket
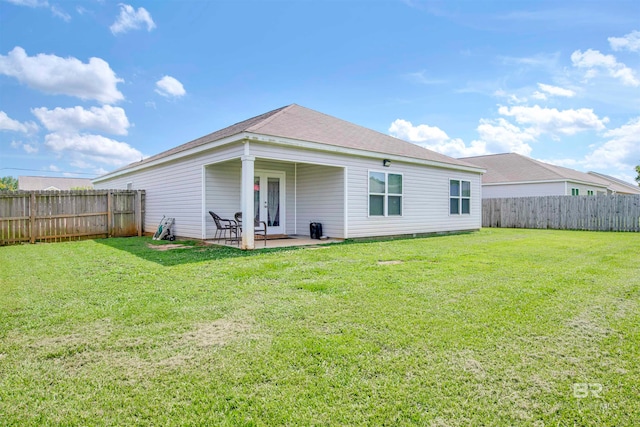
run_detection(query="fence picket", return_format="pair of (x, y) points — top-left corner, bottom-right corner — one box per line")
(482, 195), (640, 232)
(0, 190), (145, 245)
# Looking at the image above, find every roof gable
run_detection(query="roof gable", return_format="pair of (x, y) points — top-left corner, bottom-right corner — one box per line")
(100, 104), (478, 178)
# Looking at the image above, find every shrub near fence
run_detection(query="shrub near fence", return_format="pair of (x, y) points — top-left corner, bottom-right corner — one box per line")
(482, 195), (640, 232)
(0, 190), (145, 245)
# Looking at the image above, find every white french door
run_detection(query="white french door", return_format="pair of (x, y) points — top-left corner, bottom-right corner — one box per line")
(254, 170), (285, 235)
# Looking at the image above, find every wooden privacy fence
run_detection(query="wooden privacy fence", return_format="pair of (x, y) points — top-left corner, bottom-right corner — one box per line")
(0, 190), (145, 245)
(482, 195), (640, 232)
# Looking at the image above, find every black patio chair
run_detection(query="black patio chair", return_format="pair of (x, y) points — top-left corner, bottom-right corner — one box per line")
(208, 211), (238, 244)
(234, 211), (267, 247)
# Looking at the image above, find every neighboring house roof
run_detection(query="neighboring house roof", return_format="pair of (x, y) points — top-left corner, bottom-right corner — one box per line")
(587, 171), (640, 195)
(460, 153), (608, 188)
(18, 176), (94, 191)
(99, 104), (480, 179)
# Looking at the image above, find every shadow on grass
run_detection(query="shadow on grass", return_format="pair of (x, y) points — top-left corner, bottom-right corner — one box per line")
(96, 236), (304, 267)
(97, 231), (475, 267)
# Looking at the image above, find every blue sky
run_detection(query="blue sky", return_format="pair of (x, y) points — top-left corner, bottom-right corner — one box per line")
(1, 0), (639, 183)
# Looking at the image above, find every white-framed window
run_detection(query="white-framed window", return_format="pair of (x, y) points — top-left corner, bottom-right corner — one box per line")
(369, 171), (403, 216)
(587, 190), (594, 196)
(450, 179), (471, 215)
(571, 188), (579, 196)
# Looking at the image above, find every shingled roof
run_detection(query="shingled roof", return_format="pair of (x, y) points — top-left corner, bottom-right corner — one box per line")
(461, 153), (609, 187)
(107, 104), (478, 175)
(587, 171), (640, 195)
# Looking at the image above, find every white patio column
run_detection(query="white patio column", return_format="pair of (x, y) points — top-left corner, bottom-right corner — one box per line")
(240, 154), (255, 250)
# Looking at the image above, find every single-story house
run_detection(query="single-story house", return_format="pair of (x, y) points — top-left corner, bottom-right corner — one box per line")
(586, 171), (640, 195)
(460, 153), (615, 198)
(93, 104), (484, 249)
(18, 176), (93, 191)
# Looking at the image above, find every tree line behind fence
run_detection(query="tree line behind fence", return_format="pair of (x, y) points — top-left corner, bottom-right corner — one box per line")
(482, 195), (640, 232)
(0, 190), (145, 245)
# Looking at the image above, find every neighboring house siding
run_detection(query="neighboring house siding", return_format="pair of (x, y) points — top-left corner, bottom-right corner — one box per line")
(565, 181), (608, 196)
(483, 182), (608, 198)
(482, 182), (566, 198)
(94, 144), (243, 238)
(296, 163), (345, 238)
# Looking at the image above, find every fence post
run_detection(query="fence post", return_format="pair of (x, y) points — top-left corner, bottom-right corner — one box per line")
(136, 190), (142, 237)
(107, 191), (113, 238)
(29, 191), (36, 244)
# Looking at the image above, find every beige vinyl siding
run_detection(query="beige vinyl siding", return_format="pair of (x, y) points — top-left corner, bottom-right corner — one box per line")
(96, 139), (482, 240)
(94, 143), (243, 239)
(204, 159), (241, 239)
(296, 164), (345, 238)
(249, 142), (482, 238)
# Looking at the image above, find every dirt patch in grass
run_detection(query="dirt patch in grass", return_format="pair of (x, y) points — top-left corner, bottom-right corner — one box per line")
(377, 260), (404, 265)
(183, 318), (253, 347)
(146, 243), (190, 251)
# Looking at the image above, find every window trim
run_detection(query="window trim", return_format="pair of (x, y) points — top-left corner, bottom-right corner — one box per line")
(368, 170), (404, 217)
(449, 179), (471, 215)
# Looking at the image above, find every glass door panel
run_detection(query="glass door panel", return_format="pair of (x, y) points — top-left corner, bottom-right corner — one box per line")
(254, 171), (285, 235)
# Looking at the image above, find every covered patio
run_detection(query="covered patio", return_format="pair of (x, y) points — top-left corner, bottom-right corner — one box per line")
(203, 150), (345, 250)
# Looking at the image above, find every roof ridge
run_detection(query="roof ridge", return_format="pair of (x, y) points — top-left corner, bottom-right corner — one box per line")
(589, 171), (638, 189)
(247, 104), (296, 132)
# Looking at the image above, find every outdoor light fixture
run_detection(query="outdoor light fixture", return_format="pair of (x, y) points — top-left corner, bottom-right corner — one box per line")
(383, 159), (391, 167)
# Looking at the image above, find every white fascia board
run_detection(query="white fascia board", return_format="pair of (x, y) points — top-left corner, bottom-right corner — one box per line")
(93, 133), (249, 182)
(245, 133), (485, 174)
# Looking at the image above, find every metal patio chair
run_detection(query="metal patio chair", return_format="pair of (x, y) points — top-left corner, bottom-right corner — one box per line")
(208, 211), (238, 244)
(234, 211), (267, 247)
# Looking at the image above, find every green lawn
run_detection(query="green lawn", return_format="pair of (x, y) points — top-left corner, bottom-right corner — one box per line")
(0, 229), (638, 426)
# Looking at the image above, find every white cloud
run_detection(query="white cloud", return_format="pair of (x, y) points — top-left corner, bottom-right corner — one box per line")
(0, 47), (124, 103)
(23, 143), (38, 153)
(110, 4), (156, 35)
(583, 117), (640, 171)
(48, 164), (60, 172)
(531, 91), (547, 100)
(0, 111), (38, 133)
(493, 89), (527, 104)
(5, 0), (71, 20)
(404, 70), (447, 85)
(389, 119), (450, 144)
(5, 0), (47, 6)
(498, 105), (609, 136)
(388, 119), (487, 157)
(571, 49), (639, 87)
(44, 132), (143, 167)
(155, 75), (186, 98)
(537, 83), (575, 97)
(608, 30), (640, 52)
(473, 118), (535, 156)
(32, 105), (130, 135)
(50, 5), (71, 21)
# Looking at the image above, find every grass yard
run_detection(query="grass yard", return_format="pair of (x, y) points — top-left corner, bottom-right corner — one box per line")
(0, 229), (638, 426)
